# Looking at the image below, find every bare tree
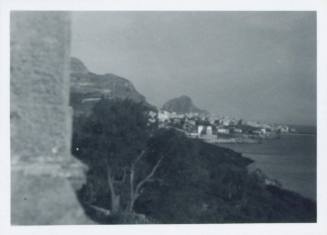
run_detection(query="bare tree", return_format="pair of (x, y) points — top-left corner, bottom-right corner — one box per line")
(128, 151), (164, 212)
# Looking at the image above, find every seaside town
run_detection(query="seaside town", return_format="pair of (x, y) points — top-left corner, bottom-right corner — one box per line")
(150, 110), (295, 144)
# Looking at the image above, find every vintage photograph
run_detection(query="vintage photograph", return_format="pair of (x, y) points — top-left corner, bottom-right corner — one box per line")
(10, 11), (316, 225)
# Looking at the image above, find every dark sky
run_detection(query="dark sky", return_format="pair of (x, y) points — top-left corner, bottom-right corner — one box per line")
(71, 11), (316, 126)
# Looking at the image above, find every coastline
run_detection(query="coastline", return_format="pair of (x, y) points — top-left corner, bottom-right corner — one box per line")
(218, 134), (316, 201)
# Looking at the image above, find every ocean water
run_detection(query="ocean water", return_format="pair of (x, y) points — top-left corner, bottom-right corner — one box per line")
(219, 134), (317, 201)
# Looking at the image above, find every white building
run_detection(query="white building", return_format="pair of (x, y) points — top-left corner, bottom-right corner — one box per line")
(278, 126), (289, 133)
(206, 126), (213, 135)
(158, 110), (170, 122)
(198, 125), (205, 136)
(217, 128), (230, 134)
(222, 119), (231, 126)
(233, 128), (243, 133)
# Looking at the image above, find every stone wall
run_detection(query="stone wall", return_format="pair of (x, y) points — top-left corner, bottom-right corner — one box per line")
(11, 12), (72, 163)
(10, 11), (91, 225)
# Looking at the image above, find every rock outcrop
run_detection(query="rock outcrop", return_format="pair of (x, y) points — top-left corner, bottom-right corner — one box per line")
(162, 95), (209, 115)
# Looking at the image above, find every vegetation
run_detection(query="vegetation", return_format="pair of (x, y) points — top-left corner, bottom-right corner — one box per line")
(72, 98), (316, 224)
(73, 98), (160, 220)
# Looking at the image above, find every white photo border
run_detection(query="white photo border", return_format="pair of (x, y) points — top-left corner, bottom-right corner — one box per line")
(1, 0), (326, 235)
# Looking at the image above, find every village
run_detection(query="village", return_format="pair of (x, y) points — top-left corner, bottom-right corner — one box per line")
(151, 110), (294, 144)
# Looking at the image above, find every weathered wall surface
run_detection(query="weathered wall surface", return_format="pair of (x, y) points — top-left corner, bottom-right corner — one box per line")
(10, 11), (91, 225)
(11, 12), (72, 162)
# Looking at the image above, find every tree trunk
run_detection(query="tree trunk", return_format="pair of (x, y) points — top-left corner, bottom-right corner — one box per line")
(128, 168), (135, 213)
(111, 193), (120, 214)
(129, 197), (136, 213)
(107, 165), (120, 214)
(128, 191), (139, 213)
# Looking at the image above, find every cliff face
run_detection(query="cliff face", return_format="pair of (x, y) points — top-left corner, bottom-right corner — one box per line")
(70, 58), (146, 116)
(162, 95), (209, 115)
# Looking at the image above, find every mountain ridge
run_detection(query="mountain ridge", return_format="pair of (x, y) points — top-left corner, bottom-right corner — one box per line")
(70, 57), (147, 115)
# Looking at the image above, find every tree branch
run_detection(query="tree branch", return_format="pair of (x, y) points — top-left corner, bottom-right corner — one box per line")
(86, 203), (111, 217)
(131, 150), (146, 170)
(105, 160), (116, 196)
(135, 155), (165, 196)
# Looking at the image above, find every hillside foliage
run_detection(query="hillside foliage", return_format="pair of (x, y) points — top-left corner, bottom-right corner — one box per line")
(72, 98), (316, 224)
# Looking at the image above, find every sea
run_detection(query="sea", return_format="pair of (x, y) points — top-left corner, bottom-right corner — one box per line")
(218, 131), (316, 201)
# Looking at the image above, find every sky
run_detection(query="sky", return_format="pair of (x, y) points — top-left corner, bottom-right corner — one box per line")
(71, 11), (316, 126)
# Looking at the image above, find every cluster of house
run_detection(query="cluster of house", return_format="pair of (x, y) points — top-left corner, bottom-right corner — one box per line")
(149, 110), (294, 143)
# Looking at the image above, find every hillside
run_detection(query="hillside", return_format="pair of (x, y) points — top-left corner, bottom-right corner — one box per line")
(70, 57), (146, 115)
(75, 126), (316, 224)
(162, 95), (209, 115)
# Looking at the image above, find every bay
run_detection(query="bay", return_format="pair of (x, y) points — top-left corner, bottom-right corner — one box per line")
(219, 133), (316, 201)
